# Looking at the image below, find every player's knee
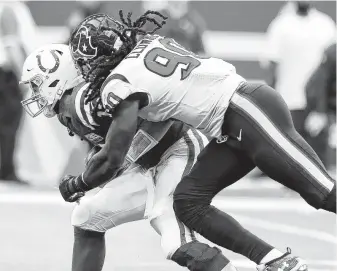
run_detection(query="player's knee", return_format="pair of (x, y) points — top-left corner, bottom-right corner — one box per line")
(173, 176), (213, 230)
(71, 203), (111, 232)
(322, 183), (336, 213)
(173, 197), (210, 231)
(173, 198), (191, 223)
(173, 175), (195, 200)
(149, 209), (186, 259)
(171, 241), (230, 271)
(159, 228), (183, 259)
(72, 203), (91, 228)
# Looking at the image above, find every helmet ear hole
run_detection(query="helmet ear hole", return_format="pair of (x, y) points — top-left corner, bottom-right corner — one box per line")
(48, 80), (60, 87)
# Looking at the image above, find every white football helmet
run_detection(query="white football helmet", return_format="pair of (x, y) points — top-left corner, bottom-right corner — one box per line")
(20, 44), (82, 118)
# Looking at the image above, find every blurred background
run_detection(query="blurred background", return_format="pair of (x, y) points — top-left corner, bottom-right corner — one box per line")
(0, 1), (336, 271)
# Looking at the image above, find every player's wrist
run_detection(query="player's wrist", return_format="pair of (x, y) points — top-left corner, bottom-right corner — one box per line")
(68, 174), (90, 193)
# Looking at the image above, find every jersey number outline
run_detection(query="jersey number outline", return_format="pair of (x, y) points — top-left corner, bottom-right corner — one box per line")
(106, 92), (122, 111)
(144, 37), (206, 80)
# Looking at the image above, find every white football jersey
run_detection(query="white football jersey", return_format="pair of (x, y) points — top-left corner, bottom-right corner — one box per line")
(101, 35), (246, 138)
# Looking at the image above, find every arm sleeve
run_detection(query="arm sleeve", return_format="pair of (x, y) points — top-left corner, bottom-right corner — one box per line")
(100, 78), (134, 112)
(100, 74), (149, 111)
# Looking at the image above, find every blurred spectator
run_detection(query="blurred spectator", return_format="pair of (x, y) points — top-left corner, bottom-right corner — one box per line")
(306, 42), (336, 120)
(142, 0), (206, 55)
(65, 1), (106, 42)
(305, 42), (336, 170)
(263, 1), (336, 168)
(0, 2), (35, 184)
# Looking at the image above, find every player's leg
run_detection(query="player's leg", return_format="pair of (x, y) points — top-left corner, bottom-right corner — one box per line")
(71, 166), (149, 271)
(72, 227), (106, 271)
(151, 201), (237, 271)
(228, 83), (336, 213)
(174, 139), (284, 265)
(150, 130), (238, 270)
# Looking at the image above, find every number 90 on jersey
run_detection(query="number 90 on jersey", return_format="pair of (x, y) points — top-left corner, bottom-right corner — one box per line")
(144, 37), (206, 80)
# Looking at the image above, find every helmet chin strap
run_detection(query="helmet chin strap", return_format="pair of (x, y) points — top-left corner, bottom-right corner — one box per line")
(43, 105), (57, 118)
(47, 79), (69, 115)
(46, 76), (81, 118)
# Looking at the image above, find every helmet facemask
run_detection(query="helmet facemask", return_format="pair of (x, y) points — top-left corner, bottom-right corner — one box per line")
(20, 73), (71, 118)
(20, 74), (51, 118)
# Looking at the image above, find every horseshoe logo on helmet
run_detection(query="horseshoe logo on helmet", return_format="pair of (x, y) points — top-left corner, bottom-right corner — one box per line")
(36, 50), (61, 74)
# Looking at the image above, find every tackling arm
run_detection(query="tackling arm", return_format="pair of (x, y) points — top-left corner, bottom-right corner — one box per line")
(58, 98), (140, 202)
(82, 98), (140, 189)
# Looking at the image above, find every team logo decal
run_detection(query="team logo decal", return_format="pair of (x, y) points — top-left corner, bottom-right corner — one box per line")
(71, 25), (98, 61)
(36, 50), (61, 73)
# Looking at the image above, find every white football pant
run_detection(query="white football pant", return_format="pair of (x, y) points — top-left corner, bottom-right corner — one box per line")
(71, 129), (208, 259)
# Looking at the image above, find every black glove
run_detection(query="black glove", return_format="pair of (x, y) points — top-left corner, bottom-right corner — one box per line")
(58, 174), (88, 202)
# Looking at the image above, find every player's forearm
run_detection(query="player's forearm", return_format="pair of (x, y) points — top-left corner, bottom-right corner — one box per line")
(82, 129), (137, 188)
(81, 100), (139, 189)
(81, 150), (122, 189)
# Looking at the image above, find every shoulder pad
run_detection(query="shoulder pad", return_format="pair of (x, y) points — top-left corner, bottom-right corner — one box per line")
(100, 74), (134, 112)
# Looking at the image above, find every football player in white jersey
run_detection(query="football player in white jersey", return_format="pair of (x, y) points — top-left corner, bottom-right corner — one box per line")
(65, 12), (336, 271)
(20, 44), (239, 271)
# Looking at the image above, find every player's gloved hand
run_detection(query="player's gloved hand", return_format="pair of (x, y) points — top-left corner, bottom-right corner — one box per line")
(58, 174), (88, 202)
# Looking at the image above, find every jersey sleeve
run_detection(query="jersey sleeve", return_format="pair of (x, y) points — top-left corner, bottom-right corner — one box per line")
(74, 82), (101, 130)
(100, 74), (135, 112)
